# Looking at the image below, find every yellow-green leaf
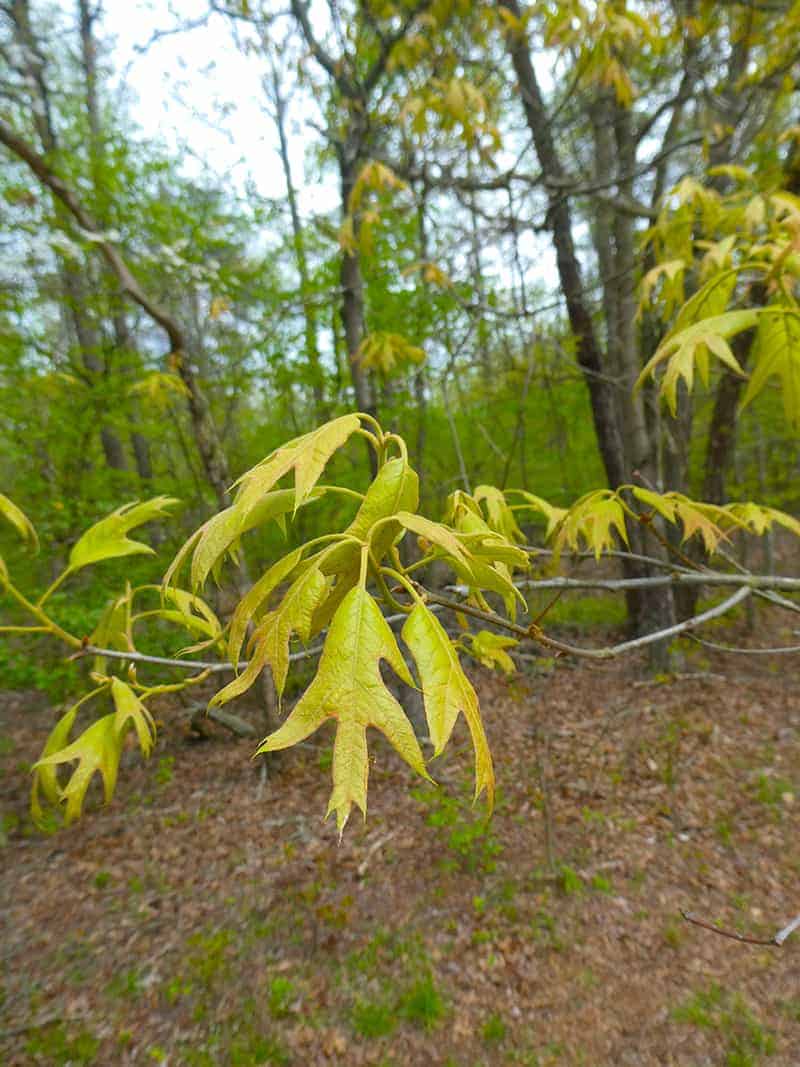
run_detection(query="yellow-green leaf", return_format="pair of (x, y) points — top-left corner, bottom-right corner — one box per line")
(511, 491), (568, 539)
(474, 485), (524, 543)
(68, 497), (178, 574)
(402, 602), (494, 809)
(189, 488), (311, 591)
(256, 587), (430, 832)
(32, 681), (155, 825)
(227, 548), (304, 669)
(0, 492), (38, 550)
(110, 677), (156, 758)
(467, 630), (518, 674)
(232, 414), (361, 516)
(91, 586), (134, 674)
(636, 309), (754, 411)
(357, 332), (426, 375)
(632, 488), (727, 553)
(394, 511), (472, 568)
(31, 702), (81, 824)
(553, 491), (629, 560)
(212, 563), (328, 705)
(741, 308), (800, 429)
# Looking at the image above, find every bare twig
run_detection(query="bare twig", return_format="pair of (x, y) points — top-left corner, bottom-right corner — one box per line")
(681, 908), (800, 947)
(691, 636), (800, 656)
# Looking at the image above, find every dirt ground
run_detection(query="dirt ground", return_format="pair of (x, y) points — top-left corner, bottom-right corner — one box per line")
(2, 616), (800, 1066)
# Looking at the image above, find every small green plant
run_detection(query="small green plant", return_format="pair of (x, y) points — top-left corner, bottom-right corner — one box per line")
(93, 870), (111, 890)
(557, 864), (583, 896)
(352, 996), (397, 1038)
(399, 973), (445, 1030)
(155, 755), (174, 787)
(412, 785), (503, 873)
(754, 772), (794, 808)
(25, 1024), (99, 1065)
(673, 985), (776, 1064)
(106, 968), (142, 999)
(267, 976), (295, 1019)
(482, 1012), (507, 1042)
(529, 906), (563, 951)
(590, 873), (612, 893)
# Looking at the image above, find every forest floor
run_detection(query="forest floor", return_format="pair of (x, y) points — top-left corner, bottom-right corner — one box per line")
(2, 610), (800, 1066)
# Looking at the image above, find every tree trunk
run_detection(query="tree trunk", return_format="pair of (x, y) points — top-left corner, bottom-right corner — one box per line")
(269, 62), (326, 419)
(339, 136), (379, 477)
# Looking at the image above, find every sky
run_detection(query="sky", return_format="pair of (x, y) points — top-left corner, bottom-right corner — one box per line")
(100, 0), (336, 213)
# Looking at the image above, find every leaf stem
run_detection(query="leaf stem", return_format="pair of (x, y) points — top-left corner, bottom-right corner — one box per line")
(2, 579), (81, 649)
(36, 567), (71, 608)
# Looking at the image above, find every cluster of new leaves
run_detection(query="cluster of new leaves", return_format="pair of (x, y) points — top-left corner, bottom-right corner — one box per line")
(31, 679), (155, 827)
(638, 174), (800, 428)
(357, 331), (426, 375)
(4, 409), (799, 830)
(163, 414), (509, 831)
(516, 485), (800, 559)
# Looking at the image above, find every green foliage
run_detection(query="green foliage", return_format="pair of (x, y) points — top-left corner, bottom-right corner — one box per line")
(25, 1024), (99, 1065)
(672, 985), (776, 1065)
(398, 973), (445, 1030)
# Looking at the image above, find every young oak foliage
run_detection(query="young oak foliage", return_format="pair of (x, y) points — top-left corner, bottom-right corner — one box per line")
(256, 585), (431, 833)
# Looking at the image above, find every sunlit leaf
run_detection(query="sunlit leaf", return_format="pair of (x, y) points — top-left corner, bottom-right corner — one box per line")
(0, 492), (38, 550)
(357, 332), (426, 375)
(227, 548), (304, 669)
(68, 497), (178, 574)
(32, 679), (154, 825)
(474, 485), (524, 543)
(636, 310), (754, 412)
(232, 414), (361, 516)
(510, 491), (568, 539)
(403, 602), (494, 808)
(741, 308), (800, 429)
(631, 488), (728, 553)
(91, 585), (134, 674)
(256, 587), (430, 832)
(188, 487), (316, 590)
(553, 491), (629, 560)
(467, 630), (518, 674)
(212, 563), (328, 704)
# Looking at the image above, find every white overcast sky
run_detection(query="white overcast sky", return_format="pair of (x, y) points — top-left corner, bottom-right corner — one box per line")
(100, 0), (335, 212)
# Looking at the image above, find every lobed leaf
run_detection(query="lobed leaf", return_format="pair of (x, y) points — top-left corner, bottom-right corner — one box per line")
(256, 587), (430, 832)
(402, 602), (494, 809)
(69, 497), (178, 574)
(510, 491), (568, 539)
(552, 491), (629, 560)
(636, 309), (755, 412)
(211, 562), (329, 705)
(227, 547), (304, 669)
(32, 678), (154, 825)
(631, 488), (728, 553)
(741, 308), (800, 429)
(466, 630), (518, 674)
(474, 485), (524, 544)
(232, 414), (361, 517)
(188, 488), (310, 591)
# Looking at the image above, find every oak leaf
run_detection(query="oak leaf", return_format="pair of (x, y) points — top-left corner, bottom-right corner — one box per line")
(402, 602), (494, 809)
(256, 586), (430, 831)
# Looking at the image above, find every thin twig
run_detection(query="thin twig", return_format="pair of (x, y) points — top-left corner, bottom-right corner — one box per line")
(681, 908), (800, 947)
(691, 636), (800, 656)
(70, 643), (323, 673)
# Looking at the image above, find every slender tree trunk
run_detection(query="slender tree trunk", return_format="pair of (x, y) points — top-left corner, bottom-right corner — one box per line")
(339, 131), (378, 477)
(497, 1), (627, 492)
(269, 62), (325, 418)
